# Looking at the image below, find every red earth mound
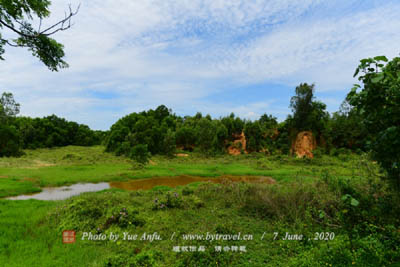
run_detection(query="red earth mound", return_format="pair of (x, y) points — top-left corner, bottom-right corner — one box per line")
(290, 131), (316, 158)
(227, 132), (247, 155)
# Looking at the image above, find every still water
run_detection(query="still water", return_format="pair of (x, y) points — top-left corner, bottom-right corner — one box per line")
(7, 175), (275, 201)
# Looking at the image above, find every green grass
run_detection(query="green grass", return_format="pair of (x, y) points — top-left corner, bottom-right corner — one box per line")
(1, 146), (399, 266)
(0, 200), (108, 266)
(0, 146), (370, 197)
(0, 178), (41, 198)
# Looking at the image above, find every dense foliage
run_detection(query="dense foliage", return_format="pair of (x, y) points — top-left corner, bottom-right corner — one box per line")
(0, 92), (103, 157)
(288, 83), (329, 141)
(105, 89), (368, 161)
(12, 115), (103, 149)
(106, 107), (277, 158)
(104, 105), (177, 159)
(347, 55), (400, 185)
(0, 92), (22, 157)
(324, 100), (369, 152)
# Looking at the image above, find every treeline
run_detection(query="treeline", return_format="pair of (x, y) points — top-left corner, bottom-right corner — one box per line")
(0, 94), (104, 157)
(104, 98), (367, 161)
(0, 84), (370, 160)
(13, 115), (104, 149)
(104, 81), (370, 161)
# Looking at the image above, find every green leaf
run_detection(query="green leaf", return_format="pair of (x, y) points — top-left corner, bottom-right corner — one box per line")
(353, 68), (360, 77)
(373, 56), (388, 62)
(319, 211), (325, 219)
(371, 74), (384, 83)
(350, 198), (359, 207)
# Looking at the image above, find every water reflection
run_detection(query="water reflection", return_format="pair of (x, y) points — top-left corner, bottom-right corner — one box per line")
(7, 183), (110, 200)
(7, 175), (275, 201)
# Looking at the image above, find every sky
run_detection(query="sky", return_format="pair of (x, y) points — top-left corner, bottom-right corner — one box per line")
(0, 0), (399, 130)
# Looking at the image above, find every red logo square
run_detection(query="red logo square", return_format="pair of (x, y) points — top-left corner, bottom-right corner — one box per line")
(63, 230), (76, 243)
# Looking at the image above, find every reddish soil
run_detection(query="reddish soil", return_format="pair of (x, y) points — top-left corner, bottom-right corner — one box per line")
(290, 131), (316, 158)
(228, 132), (247, 155)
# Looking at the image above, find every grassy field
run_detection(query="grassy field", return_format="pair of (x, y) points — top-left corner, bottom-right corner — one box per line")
(1, 146), (400, 266)
(0, 146), (367, 197)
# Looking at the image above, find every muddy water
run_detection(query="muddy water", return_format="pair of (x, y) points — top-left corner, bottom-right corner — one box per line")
(110, 175), (275, 191)
(7, 175), (275, 201)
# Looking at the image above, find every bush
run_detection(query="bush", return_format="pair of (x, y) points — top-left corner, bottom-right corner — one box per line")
(152, 191), (183, 210)
(347, 55), (400, 186)
(242, 181), (339, 223)
(54, 193), (145, 232)
(0, 124), (23, 157)
(130, 144), (150, 164)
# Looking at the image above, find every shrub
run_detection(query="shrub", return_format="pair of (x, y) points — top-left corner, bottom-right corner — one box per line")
(347, 55), (400, 186)
(0, 124), (23, 157)
(130, 144), (150, 164)
(153, 191), (183, 210)
(242, 181), (339, 223)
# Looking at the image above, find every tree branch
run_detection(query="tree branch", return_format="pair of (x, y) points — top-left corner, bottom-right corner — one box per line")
(0, 19), (31, 38)
(39, 4), (80, 36)
(0, 3), (80, 42)
(2, 39), (26, 48)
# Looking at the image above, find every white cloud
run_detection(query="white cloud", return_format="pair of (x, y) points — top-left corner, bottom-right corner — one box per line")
(0, 0), (399, 129)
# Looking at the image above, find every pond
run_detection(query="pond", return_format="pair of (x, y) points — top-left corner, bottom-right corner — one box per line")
(7, 175), (275, 201)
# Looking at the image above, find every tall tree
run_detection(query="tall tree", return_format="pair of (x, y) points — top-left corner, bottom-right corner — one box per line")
(0, 91), (20, 122)
(0, 1), (79, 71)
(289, 83), (328, 135)
(0, 92), (22, 156)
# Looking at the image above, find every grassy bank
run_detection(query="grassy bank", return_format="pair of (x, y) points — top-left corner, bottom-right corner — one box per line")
(1, 178), (399, 266)
(0, 146), (399, 266)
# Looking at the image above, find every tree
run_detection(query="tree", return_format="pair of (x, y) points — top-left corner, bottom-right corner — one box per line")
(130, 144), (150, 164)
(0, 92), (20, 122)
(0, 124), (22, 157)
(0, 1), (79, 71)
(347, 55), (400, 185)
(244, 121), (263, 152)
(289, 83), (328, 136)
(0, 92), (22, 156)
(324, 99), (369, 152)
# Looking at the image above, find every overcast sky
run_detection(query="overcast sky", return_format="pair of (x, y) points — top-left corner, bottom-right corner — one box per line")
(1, 0), (399, 130)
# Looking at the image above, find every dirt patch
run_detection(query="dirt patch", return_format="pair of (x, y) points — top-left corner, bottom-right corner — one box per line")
(257, 176), (276, 184)
(228, 132), (247, 155)
(149, 160), (157, 165)
(22, 160), (56, 169)
(33, 160), (55, 167)
(0, 175), (8, 179)
(176, 153), (189, 157)
(290, 131), (316, 158)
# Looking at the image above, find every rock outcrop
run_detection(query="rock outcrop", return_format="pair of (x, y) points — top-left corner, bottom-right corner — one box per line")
(227, 132), (247, 155)
(290, 131), (316, 158)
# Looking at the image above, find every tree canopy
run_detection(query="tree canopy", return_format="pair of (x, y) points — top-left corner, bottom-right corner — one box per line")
(0, 0), (79, 71)
(289, 83), (329, 135)
(347, 55), (400, 185)
(0, 91), (20, 122)
(0, 92), (21, 156)
(0, 92), (103, 157)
